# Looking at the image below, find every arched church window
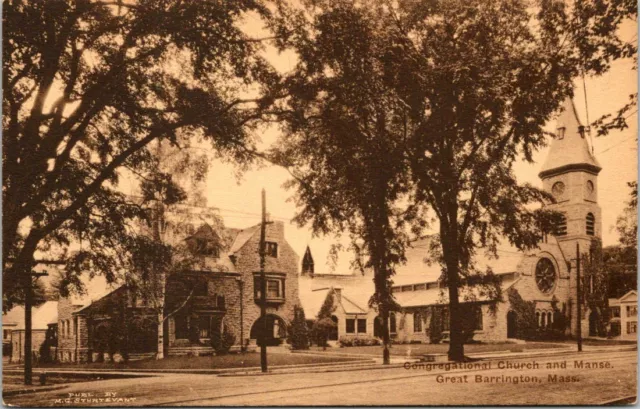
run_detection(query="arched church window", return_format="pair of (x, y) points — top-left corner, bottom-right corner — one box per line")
(586, 213), (595, 236)
(553, 214), (567, 236)
(541, 312), (546, 328)
(547, 312), (553, 327)
(536, 312), (541, 327)
(552, 181), (565, 198)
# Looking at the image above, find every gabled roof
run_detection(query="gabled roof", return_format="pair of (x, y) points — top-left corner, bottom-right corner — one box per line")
(340, 293), (368, 314)
(539, 97), (602, 178)
(610, 290), (638, 306)
(299, 288), (332, 319)
(3, 306), (25, 327)
(74, 286), (125, 314)
(9, 301), (59, 330)
(394, 279), (519, 308)
(392, 238), (524, 286)
(228, 224), (260, 255)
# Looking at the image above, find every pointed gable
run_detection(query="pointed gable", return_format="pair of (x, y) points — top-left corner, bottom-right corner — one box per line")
(302, 246), (315, 276)
(539, 97), (602, 178)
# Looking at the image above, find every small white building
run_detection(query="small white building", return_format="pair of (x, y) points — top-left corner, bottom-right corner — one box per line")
(299, 269), (377, 343)
(608, 290), (638, 340)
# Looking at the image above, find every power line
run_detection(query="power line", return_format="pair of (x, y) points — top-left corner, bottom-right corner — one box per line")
(597, 135), (638, 155)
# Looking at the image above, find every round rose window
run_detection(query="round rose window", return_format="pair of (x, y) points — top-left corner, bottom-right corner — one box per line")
(535, 258), (557, 294)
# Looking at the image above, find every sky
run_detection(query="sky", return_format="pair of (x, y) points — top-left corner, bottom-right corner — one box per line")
(200, 18), (638, 276)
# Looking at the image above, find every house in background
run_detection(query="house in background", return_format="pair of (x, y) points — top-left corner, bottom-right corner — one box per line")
(608, 290), (637, 340)
(299, 251), (377, 342)
(5, 301), (58, 363)
(56, 208), (301, 362)
(2, 306), (22, 357)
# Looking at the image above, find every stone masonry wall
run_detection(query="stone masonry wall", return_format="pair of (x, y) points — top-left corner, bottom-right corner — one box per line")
(234, 221), (300, 344)
(57, 297), (77, 362)
(10, 330), (46, 363)
(166, 273), (241, 349)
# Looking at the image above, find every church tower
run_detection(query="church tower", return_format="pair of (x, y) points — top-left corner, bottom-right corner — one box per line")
(539, 97), (602, 336)
(539, 97), (602, 256)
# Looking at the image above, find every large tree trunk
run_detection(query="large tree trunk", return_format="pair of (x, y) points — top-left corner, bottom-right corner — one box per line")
(442, 222), (465, 362)
(156, 311), (165, 360)
(152, 194), (166, 360)
(381, 307), (390, 365)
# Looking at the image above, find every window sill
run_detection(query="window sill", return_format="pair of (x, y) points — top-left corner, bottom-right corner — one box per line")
(254, 297), (285, 304)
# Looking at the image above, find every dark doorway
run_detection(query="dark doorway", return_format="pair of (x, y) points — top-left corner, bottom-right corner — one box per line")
(507, 311), (517, 338)
(373, 316), (383, 338)
(250, 314), (286, 346)
(589, 310), (598, 337)
(329, 315), (338, 341)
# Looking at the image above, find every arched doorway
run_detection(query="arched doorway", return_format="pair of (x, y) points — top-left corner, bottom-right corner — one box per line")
(373, 316), (384, 338)
(250, 314), (287, 346)
(329, 315), (338, 341)
(589, 310), (598, 336)
(507, 311), (517, 338)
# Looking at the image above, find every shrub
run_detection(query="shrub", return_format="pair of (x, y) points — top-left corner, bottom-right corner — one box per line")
(290, 305), (310, 350)
(211, 327), (236, 355)
(338, 335), (380, 347)
(507, 288), (538, 340)
(428, 307), (444, 344)
(313, 317), (336, 349)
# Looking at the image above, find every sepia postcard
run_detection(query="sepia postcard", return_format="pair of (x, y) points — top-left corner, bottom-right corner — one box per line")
(2, 0), (638, 406)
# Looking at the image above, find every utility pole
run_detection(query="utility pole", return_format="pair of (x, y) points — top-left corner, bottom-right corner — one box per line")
(24, 270), (48, 385)
(576, 243), (582, 352)
(259, 189), (268, 372)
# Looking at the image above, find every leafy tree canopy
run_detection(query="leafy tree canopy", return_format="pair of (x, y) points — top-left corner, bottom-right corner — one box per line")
(3, 0), (281, 310)
(273, 0), (635, 361)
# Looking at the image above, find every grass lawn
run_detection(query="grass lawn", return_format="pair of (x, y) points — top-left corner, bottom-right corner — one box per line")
(310, 342), (566, 356)
(35, 352), (364, 371)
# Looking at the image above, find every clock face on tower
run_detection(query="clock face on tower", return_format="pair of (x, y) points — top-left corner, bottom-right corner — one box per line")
(535, 258), (557, 294)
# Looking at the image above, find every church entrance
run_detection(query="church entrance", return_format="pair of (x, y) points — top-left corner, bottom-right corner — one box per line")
(507, 311), (517, 338)
(589, 310), (598, 337)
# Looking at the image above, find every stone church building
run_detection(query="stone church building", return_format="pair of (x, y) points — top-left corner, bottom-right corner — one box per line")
(390, 97), (602, 343)
(301, 97), (603, 344)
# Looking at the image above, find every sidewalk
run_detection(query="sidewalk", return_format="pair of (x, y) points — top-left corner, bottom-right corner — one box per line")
(3, 342), (634, 382)
(4, 357), (375, 377)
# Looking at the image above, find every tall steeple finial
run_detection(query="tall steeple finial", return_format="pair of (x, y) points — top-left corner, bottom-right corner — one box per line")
(539, 97), (601, 179)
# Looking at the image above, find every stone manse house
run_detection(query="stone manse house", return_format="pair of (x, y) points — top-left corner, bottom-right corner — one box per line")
(56, 215), (300, 362)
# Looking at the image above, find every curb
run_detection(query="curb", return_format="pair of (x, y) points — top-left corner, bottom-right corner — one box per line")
(219, 362), (398, 377)
(12, 359), (374, 377)
(3, 385), (67, 397)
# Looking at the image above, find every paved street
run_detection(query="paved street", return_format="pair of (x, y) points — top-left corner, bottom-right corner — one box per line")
(5, 350), (636, 406)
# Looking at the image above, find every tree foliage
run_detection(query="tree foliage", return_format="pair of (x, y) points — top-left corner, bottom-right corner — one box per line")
(274, 0), (634, 362)
(272, 1), (426, 364)
(616, 181), (638, 250)
(290, 304), (310, 350)
(313, 292), (336, 349)
(3, 0), (280, 310)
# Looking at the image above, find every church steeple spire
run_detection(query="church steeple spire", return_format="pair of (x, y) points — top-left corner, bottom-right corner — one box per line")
(539, 97), (601, 179)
